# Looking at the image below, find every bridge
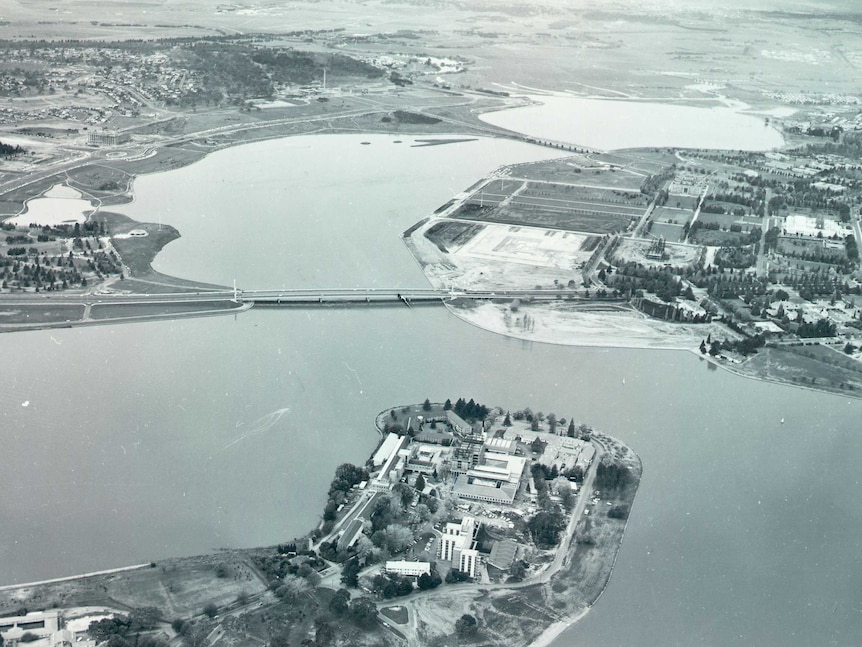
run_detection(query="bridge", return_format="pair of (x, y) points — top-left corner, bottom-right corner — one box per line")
(240, 287), (626, 306)
(0, 286), (628, 333)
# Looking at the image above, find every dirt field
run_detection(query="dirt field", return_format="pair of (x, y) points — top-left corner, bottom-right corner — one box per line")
(454, 224), (598, 270)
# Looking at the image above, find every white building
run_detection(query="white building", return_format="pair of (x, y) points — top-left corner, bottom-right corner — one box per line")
(372, 432), (408, 468)
(385, 560), (431, 577)
(440, 516), (480, 577)
(458, 549), (479, 577)
(369, 433), (410, 491)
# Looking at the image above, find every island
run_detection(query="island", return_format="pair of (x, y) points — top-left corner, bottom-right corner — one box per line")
(0, 400), (641, 647)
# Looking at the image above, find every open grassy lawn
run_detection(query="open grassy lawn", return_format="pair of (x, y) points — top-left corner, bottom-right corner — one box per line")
(90, 301), (243, 320)
(381, 605), (409, 624)
(0, 303), (84, 324)
(742, 344), (862, 394)
(0, 554), (266, 620)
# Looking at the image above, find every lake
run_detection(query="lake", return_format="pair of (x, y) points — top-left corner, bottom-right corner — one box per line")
(3, 131), (861, 646)
(481, 94), (785, 151)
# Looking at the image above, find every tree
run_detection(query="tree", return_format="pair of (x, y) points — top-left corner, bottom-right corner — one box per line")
(341, 557), (361, 588)
(417, 570), (442, 590)
(567, 419), (575, 437)
(507, 561), (527, 582)
(422, 398), (431, 411)
(129, 607), (161, 631)
(276, 575), (308, 602)
(455, 614), (478, 638)
(298, 563), (321, 587)
(349, 597), (379, 628)
(329, 588), (351, 616)
(530, 437), (544, 454)
(414, 473), (426, 492)
(329, 464), (369, 497)
(546, 413), (557, 434)
(393, 481), (414, 507)
(202, 603), (218, 619)
(503, 411), (512, 426)
(445, 569), (469, 584)
(527, 510), (566, 548)
(444, 398), (452, 410)
(384, 524), (414, 553)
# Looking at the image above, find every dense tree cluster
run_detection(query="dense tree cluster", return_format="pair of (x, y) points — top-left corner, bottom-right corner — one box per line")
(594, 458), (632, 493)
(451, 397), (489, 420)
(455, 614), (479, 638)
(88, 608), (164, 647)
(526, 509), (566, 548)
(606, 262), (683, 302)
(371, 573), (414, 598)
(797, 317), (837, 338)
(0, 141), (25, 155)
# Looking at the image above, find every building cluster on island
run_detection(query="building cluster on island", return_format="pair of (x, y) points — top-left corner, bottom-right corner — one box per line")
(332, 402), (596, 585)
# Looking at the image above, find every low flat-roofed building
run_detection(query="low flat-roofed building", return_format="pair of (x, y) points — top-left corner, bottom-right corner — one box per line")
(370, 434), (410, 490)
(337, 517), (366, 552)
(453, 475), (519, 505)
(446, 410), (471, 434)
(87, 131), (130, 146)
(485, 437), (517, 455)
(406, 443), (448, 475)
(488, 539), (518, 570)
(453, 453), (527, 505)
(574, 444), (595, 472)
(385, 560), (431, 577)
(372, 433), (407, 468)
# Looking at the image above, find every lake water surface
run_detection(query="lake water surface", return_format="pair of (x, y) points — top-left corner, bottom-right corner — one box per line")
(481, 95), (785, 151)
(2, 132), (861, 646)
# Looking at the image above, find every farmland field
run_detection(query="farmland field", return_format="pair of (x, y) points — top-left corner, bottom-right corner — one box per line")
(452, 181), (644, 234)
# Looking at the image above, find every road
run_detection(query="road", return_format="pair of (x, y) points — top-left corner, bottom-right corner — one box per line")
(756, 187), (772, 277)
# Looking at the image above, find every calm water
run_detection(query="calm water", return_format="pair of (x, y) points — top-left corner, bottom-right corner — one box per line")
(2, 133), (861, 646)
(481, 95), (785, 151)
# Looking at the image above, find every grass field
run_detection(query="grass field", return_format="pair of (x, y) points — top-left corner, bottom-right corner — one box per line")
(89, 301), (243, 320)
(741, 344), (862, 394)
(0, 303), (84, 325)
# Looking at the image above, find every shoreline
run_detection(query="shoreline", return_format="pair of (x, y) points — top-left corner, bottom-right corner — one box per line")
(443, 301), (862, 401)
(0, 564), (152, 593)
